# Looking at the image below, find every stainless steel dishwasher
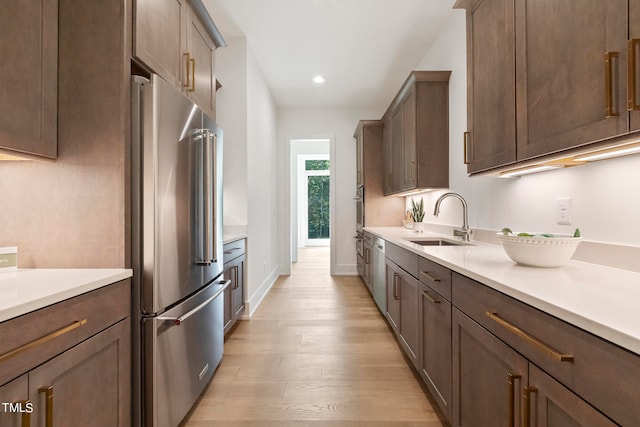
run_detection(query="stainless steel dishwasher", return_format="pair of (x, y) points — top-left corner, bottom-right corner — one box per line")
(371, 236), (386, 312)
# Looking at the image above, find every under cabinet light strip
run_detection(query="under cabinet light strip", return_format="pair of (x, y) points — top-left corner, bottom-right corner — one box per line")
(499, 165), (561, 178)
(573, 143), (640, 162)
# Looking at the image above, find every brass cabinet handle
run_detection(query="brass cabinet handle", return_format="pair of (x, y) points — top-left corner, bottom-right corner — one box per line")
(19, 400), (31, 427)
(420, 270), (441, 283)
(0, 320), (87, 363)
(183, 52), (191, 88)
(486, 312), (574, 362)
(233, 265), (240, 289)
(410, 161), (416, 183)
(523, 385), (537, 427)
(38, 387), (53, 427)
(421, 290), (441, 304)
(605, 51), (620, 117)
(393, 273), (400, 300)
(628, 39), (640, 110)
(463, 132), (471, 164)
(508, 373), (520, 427)
(189, 58), (196, 92)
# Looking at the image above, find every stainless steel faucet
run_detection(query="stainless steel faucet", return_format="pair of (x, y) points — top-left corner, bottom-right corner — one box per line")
(433, 192), (472, 242)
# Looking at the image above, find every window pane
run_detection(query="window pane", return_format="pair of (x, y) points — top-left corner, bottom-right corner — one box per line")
(307, 175), (330, 239)
(305, 160), (330, 170)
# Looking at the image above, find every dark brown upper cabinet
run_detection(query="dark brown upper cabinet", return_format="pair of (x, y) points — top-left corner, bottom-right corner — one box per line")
(456, 0), (640, 174)
(382, 71), (450, 195)
(133, 0), (225, 119)
(0, 0), (58, 159)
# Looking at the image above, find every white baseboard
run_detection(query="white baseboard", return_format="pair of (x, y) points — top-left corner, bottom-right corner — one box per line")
(241, 266), (280, 318)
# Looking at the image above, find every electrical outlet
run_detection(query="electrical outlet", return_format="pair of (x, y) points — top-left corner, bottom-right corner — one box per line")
(557, 197), (572, 225)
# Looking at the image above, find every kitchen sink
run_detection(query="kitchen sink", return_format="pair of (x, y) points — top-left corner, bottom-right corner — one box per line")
(409, 238), (472, 247)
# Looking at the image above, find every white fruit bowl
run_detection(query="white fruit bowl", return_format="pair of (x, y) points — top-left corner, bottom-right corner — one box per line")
(496, 233), (582, 268)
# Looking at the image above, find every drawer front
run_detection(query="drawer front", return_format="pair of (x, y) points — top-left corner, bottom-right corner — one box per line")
(0, 279), (130, 386)
(418, 256), (451, 301)
(452, 272), (640, 427)
(223, 238), (246, 264)
(385, 242), (418, 278)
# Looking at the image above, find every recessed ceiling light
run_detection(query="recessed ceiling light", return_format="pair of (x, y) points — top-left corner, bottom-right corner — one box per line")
(313, 75), (325, 84)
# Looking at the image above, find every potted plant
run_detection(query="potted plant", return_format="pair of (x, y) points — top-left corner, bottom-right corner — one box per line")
(411, 197), (425, 232)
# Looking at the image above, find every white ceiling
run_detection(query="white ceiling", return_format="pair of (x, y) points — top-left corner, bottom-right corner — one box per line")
(203, 0), (457, 110)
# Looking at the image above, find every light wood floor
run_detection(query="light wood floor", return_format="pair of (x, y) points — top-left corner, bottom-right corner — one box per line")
(183, 247), (446, 426)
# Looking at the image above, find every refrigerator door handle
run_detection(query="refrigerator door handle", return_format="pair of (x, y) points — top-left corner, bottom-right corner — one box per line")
(158, 280), (230, 325)
(210, 131), (219, 264)
(204, 129), (213, 264)
(195, 129), (210, 265)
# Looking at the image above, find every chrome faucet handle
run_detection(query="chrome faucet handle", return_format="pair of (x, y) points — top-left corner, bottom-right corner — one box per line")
(453, 228), (472, 241)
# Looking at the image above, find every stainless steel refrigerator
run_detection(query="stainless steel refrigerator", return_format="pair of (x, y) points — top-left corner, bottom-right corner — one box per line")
(131, 74), (229, 427)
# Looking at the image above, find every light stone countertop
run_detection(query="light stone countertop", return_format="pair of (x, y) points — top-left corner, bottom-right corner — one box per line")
(365, 226), (640, 356)
(0, 268), (133, 322)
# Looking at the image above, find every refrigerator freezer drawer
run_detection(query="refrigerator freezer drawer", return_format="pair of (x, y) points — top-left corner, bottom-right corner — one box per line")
(143, 279), (228, 427)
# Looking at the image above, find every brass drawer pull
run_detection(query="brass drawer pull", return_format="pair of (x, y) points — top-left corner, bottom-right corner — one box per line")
(39, 387), (53, 427)
(393, 273), (400, 300)
(605, 51), (620, 117)
(189, 58), (196, 92)
(629, 39), (640, 110)
(0, 319), (87, 363)
(421, 290), (441, 304)
(420, 270), (441, 283)
(486, 312), (573, 362)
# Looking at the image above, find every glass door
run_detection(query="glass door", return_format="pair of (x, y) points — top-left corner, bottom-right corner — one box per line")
(299, 156), (330, 247)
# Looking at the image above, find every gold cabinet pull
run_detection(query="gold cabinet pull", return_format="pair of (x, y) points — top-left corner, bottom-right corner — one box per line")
(393, 273), (400, 300)
(486, 312), (573, 362)
(410, 161), (416, 183)
(463, 132), (471, 164)
(189, 58), (196, 92)
(419, 270), (441, 283)
(605, 51), (620, 117)
(0, 320), (87, 363)
(232, 265), (240, 289)
(523, 385), (537, 427)
(19, 400), (31, 427)
(183, 52), (191, 88)
(628, 39), (640, 110)
(421, 290), (441, 304)
(38, 387), (53, 427)
(508, 373), (520, 427)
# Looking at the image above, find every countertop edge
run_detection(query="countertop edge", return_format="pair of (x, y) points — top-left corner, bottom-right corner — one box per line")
(0, 269), (133, 323)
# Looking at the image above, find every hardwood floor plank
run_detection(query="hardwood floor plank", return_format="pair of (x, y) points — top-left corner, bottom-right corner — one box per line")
(182, 247), (446, 426)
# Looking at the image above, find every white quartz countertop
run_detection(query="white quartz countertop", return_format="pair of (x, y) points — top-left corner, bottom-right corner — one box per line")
(0, 269), (133, 323)
(365, 227), (640, 356)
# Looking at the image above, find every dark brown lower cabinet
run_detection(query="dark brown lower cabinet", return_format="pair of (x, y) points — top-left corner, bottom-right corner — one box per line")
(385, 258), (419, 369)
(223, 239), (246, 334)
(419, 283), (452, 423)
(0, 375), (29, 427)
(29, 319), (131, 427)
(452, 308), (528, 427)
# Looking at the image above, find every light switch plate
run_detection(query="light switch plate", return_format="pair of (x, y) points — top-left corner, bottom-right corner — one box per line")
(557, 198), (572, 225)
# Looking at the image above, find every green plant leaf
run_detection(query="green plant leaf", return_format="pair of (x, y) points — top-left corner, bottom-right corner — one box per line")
(573, 228), (581, 238)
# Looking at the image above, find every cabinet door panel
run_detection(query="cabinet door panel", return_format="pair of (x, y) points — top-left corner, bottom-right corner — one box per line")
(527, 364), (617, 427)
(452, 308), (528, 427)
(516, 0), (628, 159)
(187, 9), (217, 117)
(391, 107), (405, 192)
(0, 0), (57, 158)
(398, 269), (419, 369)
(420, 285), (452, 422)
(133, 0), (187, 88)
(0, 375), (29, 427)
(385, 260), (400, 334)
(403, 87), (417, 187)
(630, 0), (640, 131)
(29, 319), (130, 427)
(466, 0), (516, 172)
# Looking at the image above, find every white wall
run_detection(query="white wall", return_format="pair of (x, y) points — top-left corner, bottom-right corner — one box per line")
(217, 37), (280, 315)
(217, 37), (248, 226)
(277, 107), (379, 275)
(413, 10), (640, 247)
